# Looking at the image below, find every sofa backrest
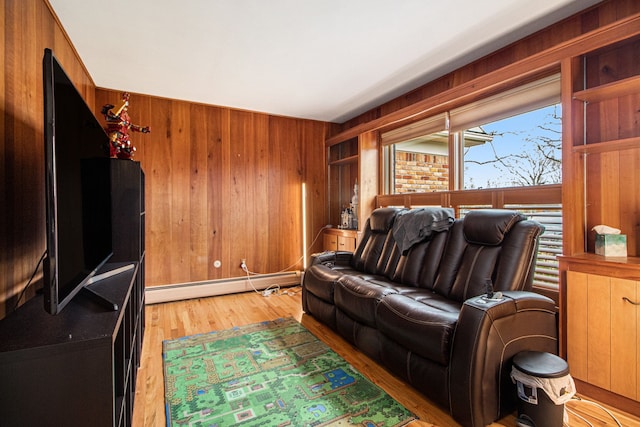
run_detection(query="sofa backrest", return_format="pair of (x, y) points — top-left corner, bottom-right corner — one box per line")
(373, 207), (453, 289)
(349, 207), (543, 302)
(433, 209), (544, 302)
(382, 230), (449, 288)
(351, 207), (403, 274)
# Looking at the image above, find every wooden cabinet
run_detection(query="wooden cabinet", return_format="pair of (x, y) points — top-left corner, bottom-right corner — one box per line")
(0, 160), (145, 427)
(323, 228), (357, 252)
(560, 254), (640, 417)
(566, 271), (639, 400)
(327, 132), (378, 234)
(559, 31), (640, 418)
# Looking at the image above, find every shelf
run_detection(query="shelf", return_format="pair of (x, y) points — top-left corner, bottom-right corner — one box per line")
(328, 154), (358, 166)
(572, 136), (640, 154)
(559, 253), (640, 280)
(573, 75), (640, 102)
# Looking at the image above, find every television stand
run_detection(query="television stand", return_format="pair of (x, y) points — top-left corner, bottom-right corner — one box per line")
(80, 286), (118, 311)
(0, 261), (144, 426)
(82, 263), (136, 311)
(87, 263), (135, 284)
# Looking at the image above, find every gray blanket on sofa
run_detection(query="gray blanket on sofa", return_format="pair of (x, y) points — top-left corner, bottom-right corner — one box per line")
(392, 207), (455, 254)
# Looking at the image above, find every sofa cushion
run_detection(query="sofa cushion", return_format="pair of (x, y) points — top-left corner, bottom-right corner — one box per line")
(376, 292), (462, 366)
(334, 275), (401, 327)
(303, 264), (356, 303)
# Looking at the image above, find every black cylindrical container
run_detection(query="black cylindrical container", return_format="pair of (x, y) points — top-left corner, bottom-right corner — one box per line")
(512, 351), (571, 427)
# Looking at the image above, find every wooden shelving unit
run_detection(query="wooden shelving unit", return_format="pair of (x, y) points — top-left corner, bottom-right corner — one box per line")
(0, 160), (145, 427)
(572, 136), (640, 154)
(573, 74), (640, 102)
(560, 32), (640, 417)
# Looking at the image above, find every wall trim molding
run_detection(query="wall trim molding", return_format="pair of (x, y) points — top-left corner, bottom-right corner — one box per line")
(145, 271), (302, 304)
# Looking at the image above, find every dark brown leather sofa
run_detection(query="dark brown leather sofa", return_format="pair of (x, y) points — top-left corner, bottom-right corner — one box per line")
(302, 207), (558, 427)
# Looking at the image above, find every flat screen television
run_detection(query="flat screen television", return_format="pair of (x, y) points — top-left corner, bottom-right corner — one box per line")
(42, 48), (113, 315)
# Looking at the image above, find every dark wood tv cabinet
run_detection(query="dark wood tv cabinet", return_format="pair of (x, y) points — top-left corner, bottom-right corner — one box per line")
(0, 262), (144, 426)
(0, 159), (145, 426)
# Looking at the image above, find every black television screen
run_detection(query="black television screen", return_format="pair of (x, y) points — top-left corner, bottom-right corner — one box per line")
(43, 48), (113, 315)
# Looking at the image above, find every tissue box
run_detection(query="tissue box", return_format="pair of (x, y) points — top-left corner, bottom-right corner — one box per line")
(595, 233), (627, 257)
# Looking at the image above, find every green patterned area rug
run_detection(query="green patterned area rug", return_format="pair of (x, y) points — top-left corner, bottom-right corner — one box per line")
(163, 317), (416, 426)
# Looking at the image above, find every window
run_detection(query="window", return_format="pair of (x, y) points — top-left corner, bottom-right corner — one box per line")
(379, 74), (563, 291)
(461, 103), (562, 189)
(381, 114), (448, 194)
(381, 74), (561, 193)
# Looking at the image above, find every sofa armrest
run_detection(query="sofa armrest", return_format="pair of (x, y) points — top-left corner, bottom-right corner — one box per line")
(309, 251), (353, 267)
(448, 291), (558, 427)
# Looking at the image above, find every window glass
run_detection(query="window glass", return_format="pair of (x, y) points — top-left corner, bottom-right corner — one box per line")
(462, 103), (561, 189)
(391, 130), (450, 193)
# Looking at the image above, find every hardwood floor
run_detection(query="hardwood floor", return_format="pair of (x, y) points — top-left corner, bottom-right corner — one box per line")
(132, 287), (640, 427)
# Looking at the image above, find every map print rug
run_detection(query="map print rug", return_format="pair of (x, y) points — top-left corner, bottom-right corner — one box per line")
(163, 317), (416, 426)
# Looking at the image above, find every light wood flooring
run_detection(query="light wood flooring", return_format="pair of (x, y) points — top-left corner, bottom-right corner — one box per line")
(132, 287), (640, 427)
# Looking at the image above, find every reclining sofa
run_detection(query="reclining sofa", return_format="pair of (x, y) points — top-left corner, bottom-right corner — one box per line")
(302, 207), (558, 427)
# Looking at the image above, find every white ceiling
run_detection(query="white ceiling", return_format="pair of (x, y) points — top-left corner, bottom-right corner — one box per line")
(48, 0), (601, 123)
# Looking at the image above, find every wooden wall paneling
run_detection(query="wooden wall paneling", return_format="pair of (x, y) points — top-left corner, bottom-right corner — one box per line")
(620, 92), (640, 140)
(599, 151), (621, 228)
(359, 131), (379, 224)
(94, 90), (327, 287)
(210, 108), (232, 279)
(585, 153), (603, 252)
(1, 0), (97, 318)
(250, 114), (270, 273)
(300, 121), (328, 256)
(169, 101), (192, 285)
(206, 107), (229, 280)
(188, 104), (210, 281)
(562, 57), (586, 256)
(217, 108), (232, 278)
(620, 149), (640, 256)
(142, 96), (174, 287)
(227, 110), (250, 273)
(0, 0), (5, 315)
(268, 116), (304, 273)
(228, 110), (270, 275)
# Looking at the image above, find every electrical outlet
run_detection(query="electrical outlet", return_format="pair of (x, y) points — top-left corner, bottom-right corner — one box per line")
(240, 259), (247, 271)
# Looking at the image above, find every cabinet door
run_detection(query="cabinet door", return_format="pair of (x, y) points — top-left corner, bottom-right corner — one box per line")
(567, 271), (639, 401)
(338, 235), (356, 252)
(567, 271), (588, 381)
(611, 277), (638, 400)
(586, 273), (611, 391)
(566, 271), (611, 389)
(323, 233), (338, 251)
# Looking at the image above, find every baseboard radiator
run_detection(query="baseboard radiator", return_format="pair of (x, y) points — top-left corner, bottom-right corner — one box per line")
(145, 271), (303, 304)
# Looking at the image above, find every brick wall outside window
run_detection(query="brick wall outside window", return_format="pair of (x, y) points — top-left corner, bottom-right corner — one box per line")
(395, 151), (449, 193)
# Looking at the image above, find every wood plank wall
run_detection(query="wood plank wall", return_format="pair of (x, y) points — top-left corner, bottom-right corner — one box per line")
(0, 0), (97, 318)
(94, 89), (330, 288)
(0, 0), (330, 318)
